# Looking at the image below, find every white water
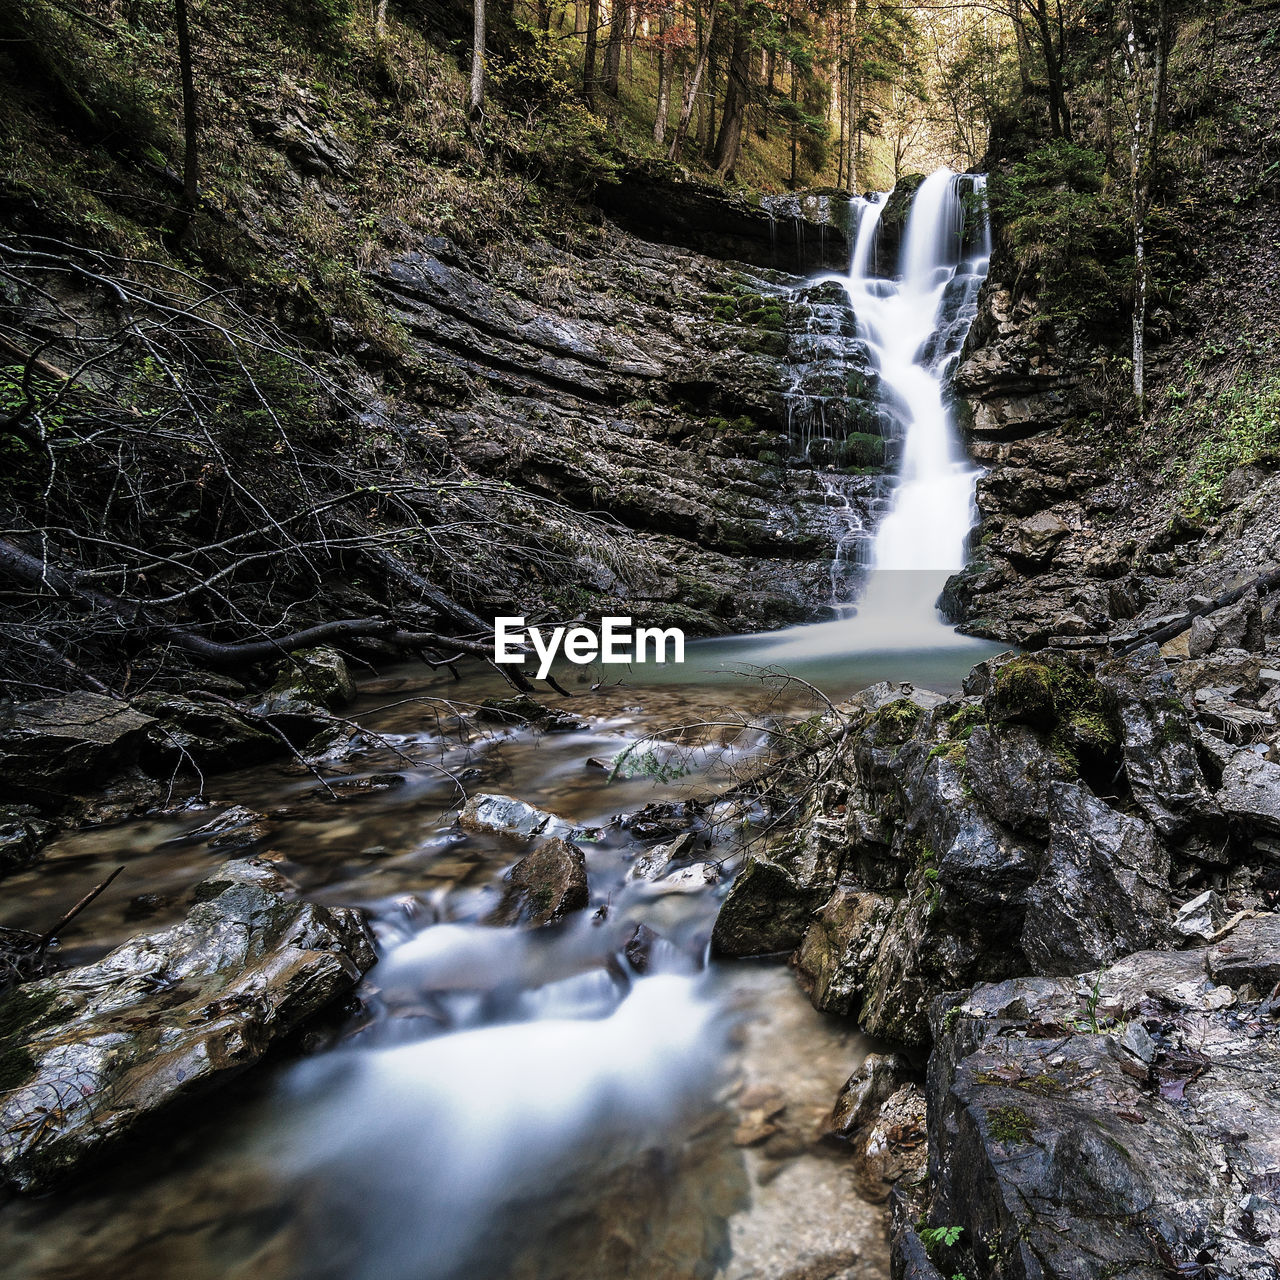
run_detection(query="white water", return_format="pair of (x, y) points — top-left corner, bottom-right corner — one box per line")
(755, 168), (991, 660)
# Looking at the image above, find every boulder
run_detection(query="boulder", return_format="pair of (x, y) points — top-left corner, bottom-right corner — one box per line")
(913, 921), (1280, 1280)
(1021, 783), (1172, 975)
(269, 646), (357, 711)
(0, 693), (156, 806)
(458, 793), (577, 841)
(850, 1084), (927, 1204)
(1217, 749), (1280, 835)
(485, 837), (589, 928)
(1097, 646), (1219, 838)
(0, 805), (55, 877)
(135, 693), (280, 773)
(0, 858), (376, 1193)
(827, 1051), (913, 1139)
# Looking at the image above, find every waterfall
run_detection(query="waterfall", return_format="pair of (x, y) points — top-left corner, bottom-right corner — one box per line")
(758, 168), (990, 659)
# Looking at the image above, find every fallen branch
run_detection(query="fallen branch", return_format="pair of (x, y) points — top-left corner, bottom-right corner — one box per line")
(1116, 566), (1280, 655)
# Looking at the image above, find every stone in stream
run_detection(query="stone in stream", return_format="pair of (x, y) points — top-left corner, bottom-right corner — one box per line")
(0, 692), (156, 808)
(826, 1051), (913, 1141)
(0, 805), (55, 877)
(134, 692), (280, 773)
(476, 695), (587, 733)
(457, 792), (576, 841)
(250, 645), (357, 745)
(0, 857), (376, 1193)
(485, 837), (589, 928)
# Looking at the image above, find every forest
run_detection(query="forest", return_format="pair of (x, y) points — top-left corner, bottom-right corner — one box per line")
(1, 1), (1279, 1279)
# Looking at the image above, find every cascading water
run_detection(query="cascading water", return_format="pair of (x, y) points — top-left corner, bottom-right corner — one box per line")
(757, 168), (991, 658)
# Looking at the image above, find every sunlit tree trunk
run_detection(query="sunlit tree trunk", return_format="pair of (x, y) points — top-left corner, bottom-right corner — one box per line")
(712, 2), (750, 178)
(175, 0), (199, 222)
(653, 9), (674, 144)
(667, 0), (718, 160)
(469, 0), (485, 119)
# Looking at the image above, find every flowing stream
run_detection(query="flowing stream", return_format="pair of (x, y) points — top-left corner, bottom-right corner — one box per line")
(0, 170), (993, 1280)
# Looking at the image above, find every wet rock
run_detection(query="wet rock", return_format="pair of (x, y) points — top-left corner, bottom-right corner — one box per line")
(174, 805), (273, 851)
(1008, 511), (1070, 568)
(827, 1052), (912, 1140)
(1097, 646), (1219, 838)
(0, 857), (376, 1193)
(0, 693), (156, 807)
(134, 693), (280, 773)
(914, 921), (1280, 1280)
(711, 835), (838, 958)
(0, 805), (55, 877)
(795, 887), (890, 1018)
(1173, 889), (1229, 940)
(622, 923), (661, 973)
(476, 695), (586, 732)
(850, 1084), (927, 1205)
(1021, 783), (1172, 976)
(963, 724), (1073, 839)
(270, 646), (357, 712)
(625, 831), (697, 882)
(458, 792), (575, 841)
(733, 1082), (787, 1146)
(1210, 588), (1264, 652)
(1217, 749), (1280, 834)
(485, 837), (589, 927)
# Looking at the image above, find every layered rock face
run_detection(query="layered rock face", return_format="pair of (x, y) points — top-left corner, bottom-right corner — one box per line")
(714, 643), (1280, 1275)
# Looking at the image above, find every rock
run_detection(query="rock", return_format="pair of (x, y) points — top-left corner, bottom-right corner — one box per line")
(710, 844), (835, 958)
(1189, 613), (1218, 658)
(622, 923), (661, 973)
(270, 647), (357, 711)
(134, 693), (280, 773)
(476, 695), (586, 732)
(963, 724), (1073, 839)
(850, 1084), (927, 1204)
(1173, 889), (1229, 940)
(484, 837), (589, 927)
(1010, 511), (1071, 568)
(1021, 783), (1172, 976)
(1097, 646), (1219, 838)
(625, 831), (696, 882)
(174, 805), (273, 852)
(0, 805), (55, 877)
(795, 887), (890, 1019)
(0, 858), (375, 1193)
(643, 861), (720, 894)
(597, 161), (850, 273)
(1218, 749), (1280, 834)
(0, 693), (156, 807)
(1210, 588), (1264, 653)
(914, 923), (1280, 1280)
(733, 1082), (787, 1146)
(827, 1051), (912, 1139)
(458, 793), (576, 841)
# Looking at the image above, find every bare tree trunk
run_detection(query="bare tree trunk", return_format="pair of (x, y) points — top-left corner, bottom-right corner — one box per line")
(667, 0), (718, 161)
(584, 0), (600, 99)
(174, 0), (199, 225)
(712, 10), (750, 178)
(604, 0), (627, 97)
(469, 0), (486, 119)
(789, 57), (798, 188)
(374, 0), (387, 35)
(653, 10), (674, 145)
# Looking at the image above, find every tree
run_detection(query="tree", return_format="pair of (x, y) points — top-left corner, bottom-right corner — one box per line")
(1118, 0), (1173, 416)
(174, 0), (199, 227)
(667, 0), (719, 159)
(584, 0), (601, 97)
(711, 0), (752, 176)
(469, 0), (486, 119)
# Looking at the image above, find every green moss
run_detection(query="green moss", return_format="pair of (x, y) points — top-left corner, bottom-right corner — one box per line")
(872, 698), (922, 745)
(987, 1104), (1035, 1145)
(990, 657), (1058, 726)
(833, 432), (886, 470)
(0, 985), (64, 1092)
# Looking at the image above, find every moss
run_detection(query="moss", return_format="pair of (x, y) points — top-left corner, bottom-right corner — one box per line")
(990, 657), (1058, 726)
(873, 698), (922, 745)
(0, 985), (64, 1092)
(987, 1104), (1035, 1145)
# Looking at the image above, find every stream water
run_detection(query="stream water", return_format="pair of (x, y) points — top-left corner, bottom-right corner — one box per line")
(0, 171), (993, 1280)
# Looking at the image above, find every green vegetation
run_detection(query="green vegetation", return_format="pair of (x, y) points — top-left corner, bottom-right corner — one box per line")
(987, 141), (1132, 334)
(1168, 371), (1280, 518)
(987, 1104), (1034, 1145)
(872, 698), (922, 745)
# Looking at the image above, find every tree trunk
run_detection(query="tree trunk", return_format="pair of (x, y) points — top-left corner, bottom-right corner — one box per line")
(604, 0), (627, 97)
(712, 13), (750, 178)
(667, 0), (718, 161)
(174, 0), (199, 225)
(653, 11), (674, 145)
(584, 0), (600, 99)
(789, 58), (798, 188)
(469, 0), (486, 119)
